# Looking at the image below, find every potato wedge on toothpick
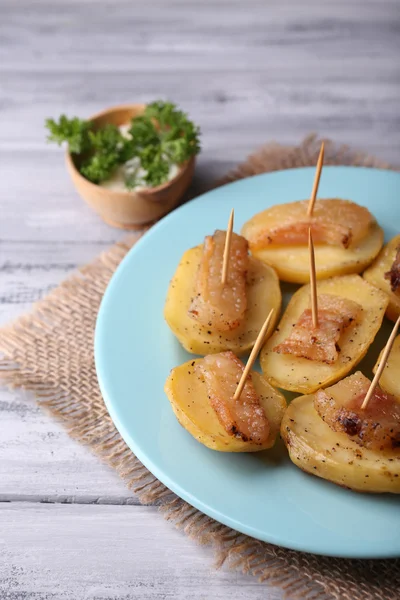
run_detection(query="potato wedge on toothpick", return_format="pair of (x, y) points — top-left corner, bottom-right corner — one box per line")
(165, 353), (286, 452)
(260, 274), (388, 394)
(281, 385), (400, 494)
(164, 243), (281, 355)
(242, 199), (383, 283)
(364, 234), (400, 322)
(373, 334), (400, 399)
(165, 311), (286, 453)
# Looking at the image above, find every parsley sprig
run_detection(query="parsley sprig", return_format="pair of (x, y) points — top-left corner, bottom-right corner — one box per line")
(45, 101), (200, 188)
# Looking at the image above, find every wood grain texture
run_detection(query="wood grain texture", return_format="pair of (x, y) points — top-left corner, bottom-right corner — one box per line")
(0, 0), (399, 598)
(1, 1), (399, 161)
(0, 503), (277, 600)
(0, 387), (135, 502)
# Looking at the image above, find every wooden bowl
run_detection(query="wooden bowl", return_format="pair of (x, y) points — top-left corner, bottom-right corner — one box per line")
(65, 104), (195, 229)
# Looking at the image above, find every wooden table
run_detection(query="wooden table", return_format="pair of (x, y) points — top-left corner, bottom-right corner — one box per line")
(1, 1), (398, 598)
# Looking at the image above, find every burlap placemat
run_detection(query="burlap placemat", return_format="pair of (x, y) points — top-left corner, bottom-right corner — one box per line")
(1, 135), (399, 600)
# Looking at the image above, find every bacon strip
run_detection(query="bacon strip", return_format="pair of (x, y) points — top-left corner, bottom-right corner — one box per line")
(189, 231), (248, 332)
(385, 246), (400, 294)
(273, 294), (361, 364)
(246, 199), (373, 250)
(314, 372), (400, 450)
(195, 351), (270, 444)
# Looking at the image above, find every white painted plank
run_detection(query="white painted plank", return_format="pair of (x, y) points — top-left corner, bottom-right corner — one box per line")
(0, 502), (281, 600)
(0, 1), (398, 163)
(1, 70), (399, 160)
(1, 0), (398, 73)
(0, 387), (135, 501)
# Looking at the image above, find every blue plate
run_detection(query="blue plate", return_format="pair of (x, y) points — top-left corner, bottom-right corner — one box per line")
(95, 167), (400, 558)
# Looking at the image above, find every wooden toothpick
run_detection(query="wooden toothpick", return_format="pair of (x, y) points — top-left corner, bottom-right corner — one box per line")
(221, 209), (234, 285)
(308, 228), (318, 329)
(233, 309), (274, 401)
(361, 315), (400, 410)
(307, 142), (325, 217)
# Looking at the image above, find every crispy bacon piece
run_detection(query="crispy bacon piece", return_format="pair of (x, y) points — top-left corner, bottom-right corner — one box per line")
(385, 246), (400, 294)
(273, 294), (361, 364)
(189, 230), (248, 332)
(248, 199), (373, 250)
(195, 351), (270, 444)
(314, 372), (400, 450)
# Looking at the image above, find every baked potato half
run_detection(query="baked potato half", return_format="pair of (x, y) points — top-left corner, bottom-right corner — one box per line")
(260, 274), (388, 394)
(281, 393), (400, 494)
(374, 334), (400, 398)
(164, 245), (281, 355)
(241, 199), (383, 284)
(363, 234), (400, 322)
(165, 357), (286, 452)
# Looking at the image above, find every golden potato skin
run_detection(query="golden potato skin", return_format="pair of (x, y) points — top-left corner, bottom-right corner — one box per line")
(241, 219), (383, 284)
(165, 359), (286, 452)
(281, 394), (400, 493)
(374, 334), (400, 398)
(164, 246), (281, 355)
(260, 274), (389, 394)
(363, 234), (400, 322)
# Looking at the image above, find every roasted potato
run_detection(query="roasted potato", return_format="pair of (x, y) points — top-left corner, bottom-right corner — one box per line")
(164, 245), (281, 355)
(165, 358), (286, 452)
(241, 199), (383, 284)
(281, 391), (400, 494)
(260, 274), (388, 394)
(374, 334), (400, 398)
(363, 234), (400, 322)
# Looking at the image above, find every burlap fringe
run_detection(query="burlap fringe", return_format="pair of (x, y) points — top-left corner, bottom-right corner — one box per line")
(1, 136), (399, 600)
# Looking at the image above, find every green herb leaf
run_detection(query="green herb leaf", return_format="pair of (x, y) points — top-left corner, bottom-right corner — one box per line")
(139, 145), (170, 187)
(128, 116), (161, 153)
(127, 101), (201, 187)
(45, 116), (92, 154)
(80, 152), (120, 184)
(88, 124), (124, 154)
(79, 124), (127, 183)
